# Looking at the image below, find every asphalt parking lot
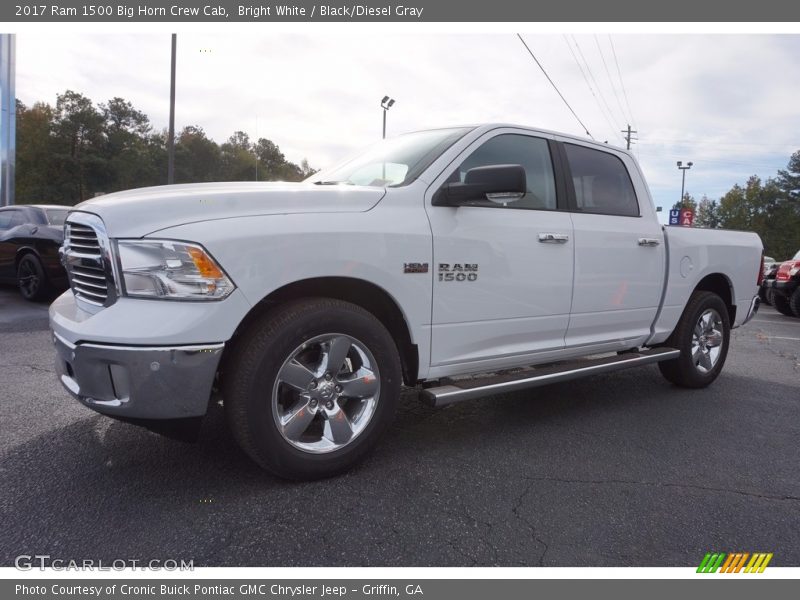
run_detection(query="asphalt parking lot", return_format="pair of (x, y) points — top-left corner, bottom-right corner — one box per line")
(1, 286), (798, 567)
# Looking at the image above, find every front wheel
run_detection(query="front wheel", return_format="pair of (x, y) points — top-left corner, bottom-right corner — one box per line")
(223, 298), (401, 480)
(658, 291), (730, 388)
(17, 254), (52, 302)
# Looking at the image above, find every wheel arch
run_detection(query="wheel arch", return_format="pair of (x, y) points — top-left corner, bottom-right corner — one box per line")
(222, 276), (420, 386)
(14, 245), (41, 268)
(693, 272), (735, 324)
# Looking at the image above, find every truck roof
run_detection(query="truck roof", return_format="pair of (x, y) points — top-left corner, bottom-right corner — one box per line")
(414, 123), (632, 157)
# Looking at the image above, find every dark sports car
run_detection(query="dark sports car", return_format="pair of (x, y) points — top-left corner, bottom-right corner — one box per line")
(0, 204), (70, 301)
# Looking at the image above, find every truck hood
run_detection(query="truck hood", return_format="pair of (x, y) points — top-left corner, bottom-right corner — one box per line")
(73, 182), (386, 238)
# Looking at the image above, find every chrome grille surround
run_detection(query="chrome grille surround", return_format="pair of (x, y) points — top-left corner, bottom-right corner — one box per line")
(62, 212), (119, 310)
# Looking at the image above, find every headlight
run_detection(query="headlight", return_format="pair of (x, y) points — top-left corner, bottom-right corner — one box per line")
(116, 240), (235, 300)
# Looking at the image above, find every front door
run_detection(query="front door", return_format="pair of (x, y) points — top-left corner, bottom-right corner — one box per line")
(425, 130), (575, 370)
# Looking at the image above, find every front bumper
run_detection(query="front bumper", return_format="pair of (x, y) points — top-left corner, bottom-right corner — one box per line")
(53, 332), (223, 419)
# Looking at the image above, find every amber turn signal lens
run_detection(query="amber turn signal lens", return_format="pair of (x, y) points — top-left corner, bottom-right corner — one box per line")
(187, 246), (225, 279)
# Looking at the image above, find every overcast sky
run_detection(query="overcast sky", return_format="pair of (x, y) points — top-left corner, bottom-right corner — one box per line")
(16, 33), (800, 218)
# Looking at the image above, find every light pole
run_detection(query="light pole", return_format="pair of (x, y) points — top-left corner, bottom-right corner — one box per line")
(167, 34), (177, 185)
(380, 96), (395, 139)
(677, 160), (693, 204)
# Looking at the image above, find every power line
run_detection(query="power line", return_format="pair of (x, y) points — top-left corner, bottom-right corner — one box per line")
(562, 35), (618, 143)
(608, 35), (637, 130)
(570, 35), (622, 136)
(516, 34), (594, 140)
(594, 34), (629, 129)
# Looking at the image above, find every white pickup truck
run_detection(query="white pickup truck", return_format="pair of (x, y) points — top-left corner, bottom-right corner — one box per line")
(50, 124), (763, 479)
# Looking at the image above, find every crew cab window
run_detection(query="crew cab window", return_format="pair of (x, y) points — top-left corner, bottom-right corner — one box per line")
(564, 144), (639, 217)
(0, 210), (11, 230)
(447, 134), (557, 210)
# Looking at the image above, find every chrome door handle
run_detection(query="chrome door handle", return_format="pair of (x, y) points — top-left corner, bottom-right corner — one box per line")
(538, 233), (569, 244)
(638, 238), (661, 247)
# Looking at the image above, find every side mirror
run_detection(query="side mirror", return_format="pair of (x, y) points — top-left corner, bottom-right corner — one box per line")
(433, 164), (526, 206)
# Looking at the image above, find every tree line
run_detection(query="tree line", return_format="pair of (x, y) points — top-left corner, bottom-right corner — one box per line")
(15, 90), (316, 206)
(15, 90), (800, 259)
(673, 151), (800, 259)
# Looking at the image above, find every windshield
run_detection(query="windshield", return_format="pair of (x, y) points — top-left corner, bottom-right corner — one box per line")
(45, 209), (68, 226)
(308, 127), (474, 187)
(793, 249), (800, 261)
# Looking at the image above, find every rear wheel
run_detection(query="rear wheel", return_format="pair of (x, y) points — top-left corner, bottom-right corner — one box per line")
(223, 298), (401, 480)
(17, 254), (52, 302)
(658, 291), (730, 388)
(772, 292), (794, 317)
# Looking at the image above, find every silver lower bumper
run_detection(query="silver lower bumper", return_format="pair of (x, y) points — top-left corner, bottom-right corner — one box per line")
(53, 332), (224, 419)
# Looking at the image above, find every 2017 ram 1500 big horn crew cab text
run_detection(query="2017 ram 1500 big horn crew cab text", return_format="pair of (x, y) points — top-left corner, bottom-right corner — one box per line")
(50, 124), (763, 479)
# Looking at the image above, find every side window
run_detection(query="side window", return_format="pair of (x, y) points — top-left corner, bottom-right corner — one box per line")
(447, 134), (557, 210)
(564, 144), (639, 217)
(0, 210), (11, 230)
(8, 210), (25, 228)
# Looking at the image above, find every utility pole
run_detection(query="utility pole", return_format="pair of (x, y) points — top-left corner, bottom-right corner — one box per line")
(621, 124), (637, 150)
(167, 34), (176, 185)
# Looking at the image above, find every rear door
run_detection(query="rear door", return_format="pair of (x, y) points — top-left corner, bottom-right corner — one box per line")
(558, 141), (664, 347)
(425, 129), (575, 369)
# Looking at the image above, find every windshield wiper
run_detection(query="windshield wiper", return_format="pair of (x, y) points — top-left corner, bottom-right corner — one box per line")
(313, 180), (354, 186)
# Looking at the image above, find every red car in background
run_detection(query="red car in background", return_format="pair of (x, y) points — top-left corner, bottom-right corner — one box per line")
(762, 249), (800, 317)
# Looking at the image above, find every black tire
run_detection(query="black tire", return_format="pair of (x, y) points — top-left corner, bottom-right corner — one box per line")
(758, 286), (770, 306)
(772, 292), (794, 317)
(788, 288), (800, 318)
(766, 288), (776, 307)
(658, 291), (731, 388)
(223, 298), (401, 480)
(17, 254), (52, 302)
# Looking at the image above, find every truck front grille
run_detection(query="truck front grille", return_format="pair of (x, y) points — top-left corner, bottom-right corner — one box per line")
(63, 214), (118, 308)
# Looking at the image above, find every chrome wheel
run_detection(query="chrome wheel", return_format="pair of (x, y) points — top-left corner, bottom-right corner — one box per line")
(692, 309), (724, 374)
(272, 333), (381, 454)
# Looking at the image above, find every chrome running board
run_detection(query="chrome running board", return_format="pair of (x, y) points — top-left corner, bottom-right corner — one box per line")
(422, 347), (680, 407)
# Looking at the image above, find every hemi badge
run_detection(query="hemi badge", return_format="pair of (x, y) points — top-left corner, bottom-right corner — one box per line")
(403, 262), (429, 274)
